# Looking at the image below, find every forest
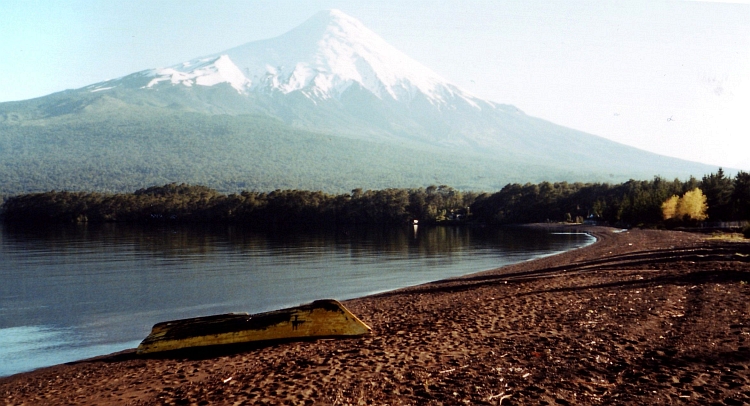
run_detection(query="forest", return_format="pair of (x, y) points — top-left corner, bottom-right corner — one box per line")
(2, 169), (749, 232)
(0, 108), (591, 195)
(470, 169), (749, 227)
(0, 98), (718, 196)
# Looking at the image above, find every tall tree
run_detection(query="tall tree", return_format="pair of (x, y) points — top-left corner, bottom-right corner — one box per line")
(701, 168), (733, 221)
(732, 171), (750, 220)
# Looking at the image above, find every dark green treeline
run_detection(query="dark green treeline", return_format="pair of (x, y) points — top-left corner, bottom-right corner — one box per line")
(471, 169), (749, 226)
(3, 169), (749, 227)
(0, 184), (476, 227)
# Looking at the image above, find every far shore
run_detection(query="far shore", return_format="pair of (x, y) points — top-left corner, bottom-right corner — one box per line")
(2, 226), (749, 405)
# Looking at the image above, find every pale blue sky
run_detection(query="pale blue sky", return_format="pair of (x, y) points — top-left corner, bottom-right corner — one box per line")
(2, 0), (749, 170)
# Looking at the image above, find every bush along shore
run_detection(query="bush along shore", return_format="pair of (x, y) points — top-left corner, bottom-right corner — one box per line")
(2, 169), (750, 229)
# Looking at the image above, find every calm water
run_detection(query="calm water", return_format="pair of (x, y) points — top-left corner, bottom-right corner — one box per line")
(0, 223), (594, 377)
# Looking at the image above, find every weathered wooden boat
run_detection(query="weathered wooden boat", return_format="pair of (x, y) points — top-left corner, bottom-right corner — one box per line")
(136, 299), (371, 354)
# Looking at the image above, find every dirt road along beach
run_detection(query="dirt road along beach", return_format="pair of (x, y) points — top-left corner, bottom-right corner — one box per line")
(2, 226), (749, 405)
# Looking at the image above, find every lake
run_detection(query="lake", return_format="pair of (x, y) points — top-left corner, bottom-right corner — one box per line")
(0, 223), (594, 377)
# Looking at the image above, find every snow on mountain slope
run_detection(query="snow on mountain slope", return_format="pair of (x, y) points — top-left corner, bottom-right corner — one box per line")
(145, 55), (251, 91)
(139, 10), (486, 109)
(71, 9), (644, 155)
(0, 10), (722, 195)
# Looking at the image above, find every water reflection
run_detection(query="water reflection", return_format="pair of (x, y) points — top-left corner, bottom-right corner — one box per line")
(2, 223), (588, 259)
(0, 223), (593, 377)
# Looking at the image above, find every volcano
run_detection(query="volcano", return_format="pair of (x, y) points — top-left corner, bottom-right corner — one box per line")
(0, 10), (719, 194)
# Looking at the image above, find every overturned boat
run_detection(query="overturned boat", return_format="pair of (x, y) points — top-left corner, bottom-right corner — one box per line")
(136, 299), (371, 354)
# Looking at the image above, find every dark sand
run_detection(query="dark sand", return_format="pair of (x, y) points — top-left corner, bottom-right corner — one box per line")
(2, 226), (749, 405)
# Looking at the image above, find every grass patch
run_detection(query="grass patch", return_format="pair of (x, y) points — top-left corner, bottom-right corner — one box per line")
(705, 232), (748, 242)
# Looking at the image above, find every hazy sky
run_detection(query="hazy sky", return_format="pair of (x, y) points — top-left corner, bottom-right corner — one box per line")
(2, 0), (749, 171)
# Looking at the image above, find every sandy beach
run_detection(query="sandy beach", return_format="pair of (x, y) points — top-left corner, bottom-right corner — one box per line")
(2, 226), (749, 405)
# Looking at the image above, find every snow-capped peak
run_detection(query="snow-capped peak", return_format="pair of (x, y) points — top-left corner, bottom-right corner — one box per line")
(229, 9), (464, 103)
(140, 9), (483, 107)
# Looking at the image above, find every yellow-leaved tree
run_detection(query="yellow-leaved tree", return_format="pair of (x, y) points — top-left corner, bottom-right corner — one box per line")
(661, 195), (679, 220)
(662, 188), (708, 221)
(678, 188), (708, 221)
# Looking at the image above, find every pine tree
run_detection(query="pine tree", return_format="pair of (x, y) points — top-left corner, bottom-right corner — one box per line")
(701, 168), (733, 221)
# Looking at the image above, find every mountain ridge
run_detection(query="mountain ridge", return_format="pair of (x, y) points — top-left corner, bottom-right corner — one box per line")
(0, 10), (723, 195)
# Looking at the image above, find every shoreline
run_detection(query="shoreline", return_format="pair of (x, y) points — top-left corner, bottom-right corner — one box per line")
(0, 223), (592, 379)
(2, 226), (749, 405)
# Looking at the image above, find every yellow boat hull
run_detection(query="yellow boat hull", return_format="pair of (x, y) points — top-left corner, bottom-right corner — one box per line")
(136, 299), (371, 354)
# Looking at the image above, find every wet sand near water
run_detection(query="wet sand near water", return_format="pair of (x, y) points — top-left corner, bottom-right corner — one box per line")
(2, 226), (749, 405)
